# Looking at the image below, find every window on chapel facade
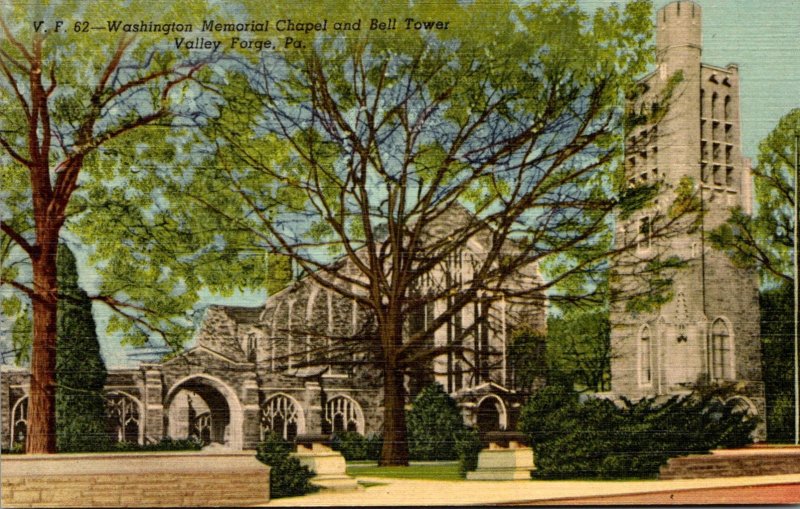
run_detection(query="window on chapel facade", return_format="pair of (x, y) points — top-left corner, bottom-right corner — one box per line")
(639, 326), (652, 386)
(711, 319), (733, 381)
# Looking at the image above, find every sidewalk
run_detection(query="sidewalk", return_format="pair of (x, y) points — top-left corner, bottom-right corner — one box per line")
(268, 473), (800, 506)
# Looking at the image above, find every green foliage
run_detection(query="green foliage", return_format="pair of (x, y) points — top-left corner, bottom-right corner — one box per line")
(453, 428), (482, 477)
(546, 309), (611, 392)
(55, 245), (111, 453)
(407, 384), (480, 476)
(759, 284), (796, 442)
(266, 253), (294, 296)
(107, 437), (203, 452)
(0, 443), (25, 454)
(407, 384), (464, 461)
(9, 305), (32, 366)
(709, 108), (800, 285)
(331, 432), (382, 461)
(518, 385), (757, 479)
(509, 327), (547, 393)
(255, 433), (317, 499)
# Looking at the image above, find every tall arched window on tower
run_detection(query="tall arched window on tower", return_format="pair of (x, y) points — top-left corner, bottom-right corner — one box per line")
(711, 319), (733, 381)
(711, 92), (719, 120)
(639, 326), (653, 386)
(700, 88), (705, 117)
(724, 96), (731, 121)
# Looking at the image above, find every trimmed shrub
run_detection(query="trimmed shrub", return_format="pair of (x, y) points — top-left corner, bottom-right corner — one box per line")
(366, 433), (383, 461)
(407, 384), (463, 461)
(331, 431), (382, 461)
(454, 427), (482, 476)
(256, 433), (317, 499)
(518, 385), (757, 479)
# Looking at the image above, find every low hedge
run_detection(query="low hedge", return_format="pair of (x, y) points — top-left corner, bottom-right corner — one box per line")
(518, 385), (757, 479)
(331, 431), (383, 461)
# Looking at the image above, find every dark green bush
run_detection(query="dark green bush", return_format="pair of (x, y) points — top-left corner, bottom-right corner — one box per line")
(407, 384), (463, 461)
(256, 433), (317, 499)
(331, 431), (382, 461)
(109, 437), (203, 452)
(518, 385), (757, 479)
(366, 433), (383, 460)
(0, 443), (25, 454)
(454, 427), (482, 476)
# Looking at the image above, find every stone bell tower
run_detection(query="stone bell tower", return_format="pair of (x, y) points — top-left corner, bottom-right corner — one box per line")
(608, 0), (766, 438)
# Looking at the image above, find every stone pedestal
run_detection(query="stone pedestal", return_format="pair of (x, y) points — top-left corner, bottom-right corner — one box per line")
(466, 432), (535, 481)
(293, 435), (360, 490)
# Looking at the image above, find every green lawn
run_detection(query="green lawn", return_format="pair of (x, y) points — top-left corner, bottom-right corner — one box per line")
(346, 461), (462, 480)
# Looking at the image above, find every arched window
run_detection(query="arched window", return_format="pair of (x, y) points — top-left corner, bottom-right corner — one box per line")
(261, 394), (304, 441)
(106, 393), (141, 444)
(711, 92), (719, 119)
(246, 332), (258, 362)
(711, 319), (733, 380)
(10, 396), (28, 448)
(324, 396), (365, 435)
(700, 88), (705, 117)
(639, 326), (652, 386)
(724, 96), (731, 121)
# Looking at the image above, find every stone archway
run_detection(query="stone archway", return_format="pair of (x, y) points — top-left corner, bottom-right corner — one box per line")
(165, 375), (243, 450)
(475, 395), (508, 433)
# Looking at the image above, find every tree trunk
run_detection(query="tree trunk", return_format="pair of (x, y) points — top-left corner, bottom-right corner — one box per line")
(26, 249), (59, 454)
(379, 364), (410, 466)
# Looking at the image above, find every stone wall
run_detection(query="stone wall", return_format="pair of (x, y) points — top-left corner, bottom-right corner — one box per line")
(0, 452), (270, 507)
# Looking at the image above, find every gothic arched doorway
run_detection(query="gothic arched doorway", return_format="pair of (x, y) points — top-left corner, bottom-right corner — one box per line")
(165, 375), (243, 449)
(476, 395), (507, 433)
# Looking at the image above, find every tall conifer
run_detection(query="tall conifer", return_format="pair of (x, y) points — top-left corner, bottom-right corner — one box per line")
(55, 245), (109, 452)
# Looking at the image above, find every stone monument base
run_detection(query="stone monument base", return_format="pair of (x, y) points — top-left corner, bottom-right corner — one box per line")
(293, 434), (360, 490)
(466, 432), (535, 481)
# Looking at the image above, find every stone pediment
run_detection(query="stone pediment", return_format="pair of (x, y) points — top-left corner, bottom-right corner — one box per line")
(453, 381), (513, 402)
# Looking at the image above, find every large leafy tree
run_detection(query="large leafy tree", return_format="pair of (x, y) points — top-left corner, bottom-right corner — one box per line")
(709, 108), (800, 285)
(546, 307), (612, 392)
(176, 0), (696, 465)
(55, 244), (109, 452)
(0, 0), (233, 453)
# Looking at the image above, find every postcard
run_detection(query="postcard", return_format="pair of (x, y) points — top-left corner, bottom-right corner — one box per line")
(1, 0), (799, 506)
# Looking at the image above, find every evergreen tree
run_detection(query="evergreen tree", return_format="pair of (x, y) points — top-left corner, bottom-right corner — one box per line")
(407, 384), (464, 461)
(55, 245), (110, 452)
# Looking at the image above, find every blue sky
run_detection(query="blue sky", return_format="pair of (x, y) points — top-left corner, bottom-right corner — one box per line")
(3, 0), (798, 368)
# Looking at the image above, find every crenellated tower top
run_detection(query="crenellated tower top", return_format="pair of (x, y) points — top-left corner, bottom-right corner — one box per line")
(656, 1), (701, 61)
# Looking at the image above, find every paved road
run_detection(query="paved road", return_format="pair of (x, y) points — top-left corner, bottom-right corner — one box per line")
(268, 475), (800, 506)
(508, 482), (800, 505)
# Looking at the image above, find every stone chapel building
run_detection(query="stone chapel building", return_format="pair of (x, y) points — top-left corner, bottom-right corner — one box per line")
(2, 208), (546, 450)
(607, 0), (766, 438)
